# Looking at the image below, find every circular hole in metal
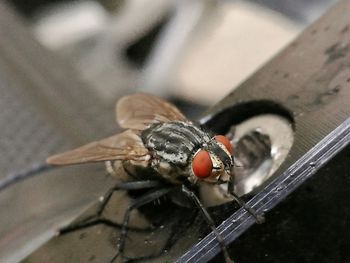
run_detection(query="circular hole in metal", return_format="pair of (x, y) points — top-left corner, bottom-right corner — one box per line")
(199, 100), (294, 205)
(227, 114), (294, 196)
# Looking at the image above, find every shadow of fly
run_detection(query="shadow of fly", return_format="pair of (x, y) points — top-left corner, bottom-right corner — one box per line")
(47, 93), (264, 263)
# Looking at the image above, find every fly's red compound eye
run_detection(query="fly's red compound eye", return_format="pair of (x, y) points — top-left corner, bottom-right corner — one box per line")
(214, 135), (233, 155)
(192, 150), (213, 178)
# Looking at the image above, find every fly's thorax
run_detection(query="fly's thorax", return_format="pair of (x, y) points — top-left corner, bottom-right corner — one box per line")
(141, 121), (234, 185)
(141, 121), (211, 182)
(151, 158), (187, 184)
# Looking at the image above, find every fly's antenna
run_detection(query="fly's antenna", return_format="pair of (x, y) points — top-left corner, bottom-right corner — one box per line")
(0, 162), (54, 191)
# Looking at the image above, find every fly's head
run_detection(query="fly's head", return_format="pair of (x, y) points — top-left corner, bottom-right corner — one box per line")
(190, 135), (234, 184)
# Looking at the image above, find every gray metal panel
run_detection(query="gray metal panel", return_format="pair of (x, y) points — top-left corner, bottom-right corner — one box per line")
(0, 3), (118, 262)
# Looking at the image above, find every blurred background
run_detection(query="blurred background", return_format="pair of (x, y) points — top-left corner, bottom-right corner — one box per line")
(0, 0), (339, 262)
(7, 0), (338, 105)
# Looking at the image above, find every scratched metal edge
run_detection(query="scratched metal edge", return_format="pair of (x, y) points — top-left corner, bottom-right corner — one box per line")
(177, 117), (350, 263)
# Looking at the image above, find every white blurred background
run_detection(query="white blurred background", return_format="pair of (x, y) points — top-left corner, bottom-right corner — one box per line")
(9, 0), (337, 105)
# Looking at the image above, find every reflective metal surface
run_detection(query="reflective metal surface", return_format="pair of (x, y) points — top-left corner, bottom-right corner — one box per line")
(230, 114), (294, 196)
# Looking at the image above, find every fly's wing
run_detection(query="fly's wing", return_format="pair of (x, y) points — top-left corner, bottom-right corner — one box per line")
(116, 93), (188, 130)
(46, 130), (149, 165)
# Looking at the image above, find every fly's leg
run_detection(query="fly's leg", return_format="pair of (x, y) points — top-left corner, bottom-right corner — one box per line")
(59, 218), (122, 235)
(59, 180), (164, 235)
(110, 187), (173, 263)
(181, 185), (234, 263)
(228, 178), (265, 224)
(97, 180), (164, 217)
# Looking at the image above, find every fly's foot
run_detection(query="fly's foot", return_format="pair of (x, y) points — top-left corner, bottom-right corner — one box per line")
(256, 213), (265, 224)
(247, 210), (265, 224)
(59, 215), (98, 235)
(110, 239), (130, 263)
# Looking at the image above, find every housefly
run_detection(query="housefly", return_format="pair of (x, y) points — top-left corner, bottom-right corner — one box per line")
(47, 93), (263, 263)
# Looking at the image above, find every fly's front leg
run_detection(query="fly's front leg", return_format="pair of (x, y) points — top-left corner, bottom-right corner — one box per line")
(181, 185), (234, 263)
(228, 178), (265, 224)
(59, 180), (164, 235)
(59, 218), (122, 235)
(97, 180), (164, 217)
(110, 187), (173, 263)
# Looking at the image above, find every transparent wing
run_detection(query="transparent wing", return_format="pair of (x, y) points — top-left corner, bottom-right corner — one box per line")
(46, 130), (149, 165)
(116, 93), (188, 130)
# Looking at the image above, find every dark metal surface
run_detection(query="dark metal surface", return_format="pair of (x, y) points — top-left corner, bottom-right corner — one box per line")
(219, 130), (350, 263)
